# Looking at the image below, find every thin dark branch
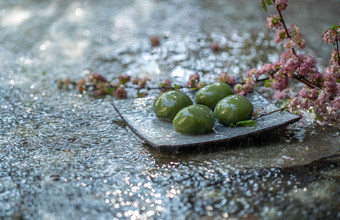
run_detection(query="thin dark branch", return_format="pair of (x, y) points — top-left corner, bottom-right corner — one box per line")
(276, 6), (296, 56)
(292, 75), (320, 89)
(256, 107), (288, 118)
(276, 5), (321, 90)
(336, 37), (340, 66)
(125, 85), (194, 90)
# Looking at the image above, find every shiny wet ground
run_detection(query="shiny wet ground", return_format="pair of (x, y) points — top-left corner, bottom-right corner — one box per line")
(0, 0), (339, 219)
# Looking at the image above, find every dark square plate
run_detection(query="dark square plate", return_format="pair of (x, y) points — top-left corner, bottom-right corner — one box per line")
(113, 93), (300, 149)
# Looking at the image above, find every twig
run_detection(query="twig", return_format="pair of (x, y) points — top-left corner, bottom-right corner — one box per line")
(124, 78), (271, 90)
(235, 77), (270, 85)
(276, 6), (296, 56)
(124, 85), (193, 90)
(276, 5), (321, 90)
(336, 36), (340, 66)
(256, 107), (287, 118)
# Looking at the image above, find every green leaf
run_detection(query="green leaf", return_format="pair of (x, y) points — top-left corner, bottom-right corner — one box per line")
(174, 84), (181, 91)
(42, 71), (46, 76)
(236, 120), (256, 127)
(266, 0), (272, 5)
(264, 79), (272, 87)
(329, 24), (340, 31)
(107, 87), (114, 95)
(280, 100), (288, 109)
(120, 79), (128, 85)
(110, 77), (117, 83)
(229, 123), (236, 127)
(137, 92), (148, 98)
(261, 0), (268, 12)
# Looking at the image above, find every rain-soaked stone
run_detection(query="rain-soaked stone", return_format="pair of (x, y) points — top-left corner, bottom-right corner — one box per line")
(0, 0), (339, 219)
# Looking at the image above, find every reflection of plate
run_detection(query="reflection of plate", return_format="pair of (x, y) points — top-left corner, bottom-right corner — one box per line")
(113, 92), (300, 149)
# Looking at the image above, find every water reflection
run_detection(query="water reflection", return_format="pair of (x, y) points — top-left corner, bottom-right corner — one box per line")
(1, 7), (31, 27)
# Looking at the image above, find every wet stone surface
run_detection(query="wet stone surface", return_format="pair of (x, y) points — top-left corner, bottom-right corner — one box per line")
(0, 0), (340, 219)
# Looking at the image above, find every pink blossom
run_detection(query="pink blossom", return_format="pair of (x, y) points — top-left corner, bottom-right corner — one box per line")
(93, 82), (109, 96)
(132, 77), (150, 88)
(112, 81), (120, 88)
(77, 78), (86, 93)
(313, 99), (328, 114)
(258, 63), (277, 76)
(312, 90), (331, 113)
(243, 81), (253, 92)
(244, 68), (257, 91)
(323, 65), (340, 95)
(218, 72), (236, 84)
(284, 39), (296, 49)
(297, 54), (318, 77)
(266, 15), (281, 29)
(160, 79), (171, 88)
(196, 81), (206, 89)
(115, 86), (127, 98)
(237, 90), (246, 96)
(288, 97), (299, 110)
(291, 24), (306, 49)
(138, 92), (148, 98)
(325, 64), (340, 79)
(217, 71), (228, 82)
(318, 89), (331, 101)
(189, 72), (200, 81)
(210, 43), (221, 53)
(132, 77), (140, 85)
(330, 50), (340, 65)
(280, 52), (300, 78)
(275, 28), (288, 43)
(273, 89), (288, 100)
(298, 39), (306, 49)
(309, 71), (323, 86)
(232, 69), (256, 96)
(159, 79), (172, 92)
(299, 87), (317, 99)
(323, 77), (337, 95)
(137, 77), (150, 89)
(150, 36), (160, 47)
(275, 0), (288, 11)
(322, 29), (338, 45)
(228, 76), (236, 84)
(186, 73), (200, 88)
(88, 73), (107, 83)
(233, 84), (246, 96)
(118, 75), (131, 85)
(332, 97), (340, 109)
(271, 70), (288, 90)
(299, 98), (312, 109)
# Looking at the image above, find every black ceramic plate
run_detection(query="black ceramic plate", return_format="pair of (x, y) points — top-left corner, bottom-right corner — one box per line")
(113, 93), (300, 149)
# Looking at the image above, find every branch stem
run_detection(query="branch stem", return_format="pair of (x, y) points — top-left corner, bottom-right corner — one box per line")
(276, 5), (320, 90)
(336, 37), (340, 66)
(256, 107), (288, 118)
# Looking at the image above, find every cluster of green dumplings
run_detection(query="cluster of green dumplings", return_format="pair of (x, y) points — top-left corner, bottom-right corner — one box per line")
(153, 82), (254, 135)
